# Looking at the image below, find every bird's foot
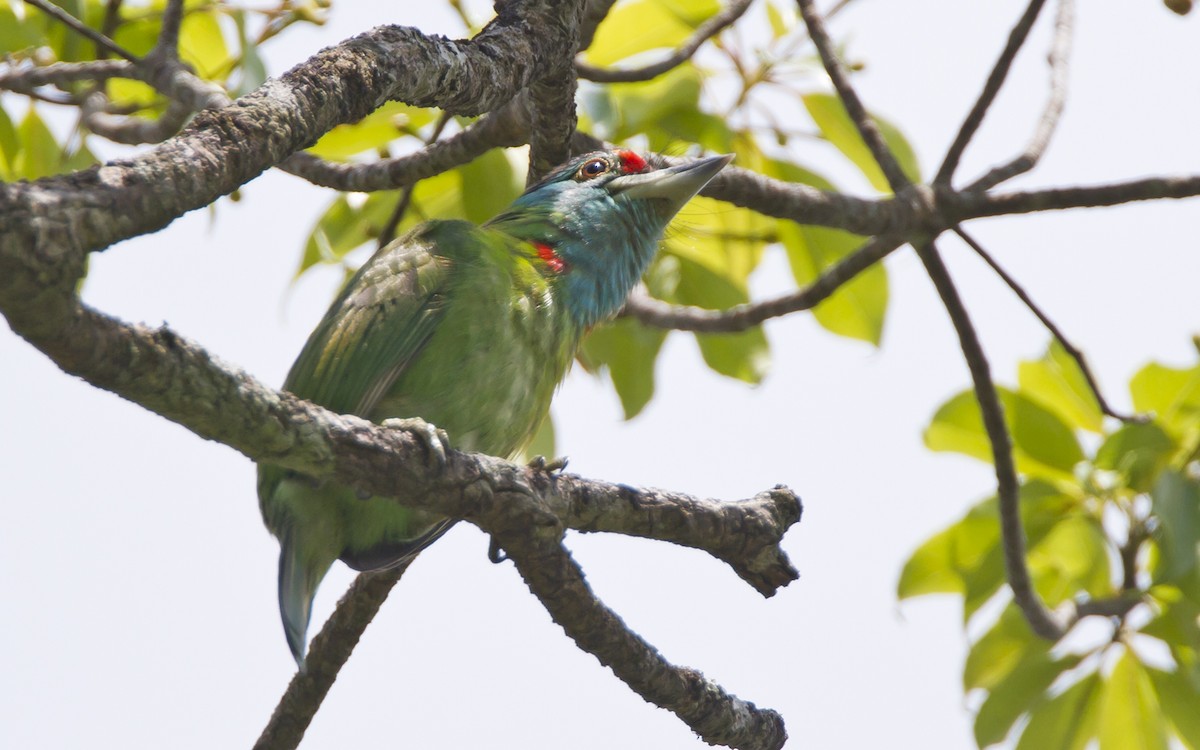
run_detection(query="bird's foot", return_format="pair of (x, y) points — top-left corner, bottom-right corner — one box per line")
(382, 417), (451, 470)
(527, 455), (568, 474)
(487, 537), (508, 564)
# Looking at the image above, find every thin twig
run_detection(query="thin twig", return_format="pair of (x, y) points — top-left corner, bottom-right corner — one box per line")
(967, 0), (1076, 192)
(796, 0), (910, 192)
(953, 226), (1137, 422)
(279, 101), (529, 192)
(622, 235), (903, 332)
(575, 0), (753, 83)
(934, 0), (1050, 186)
(254, 567), (407, 750)
(914, 240), (1065, 640)
(23, 0), (142, 64)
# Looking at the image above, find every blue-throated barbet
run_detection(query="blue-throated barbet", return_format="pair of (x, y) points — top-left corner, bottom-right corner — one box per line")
(258, 150), (732, 666)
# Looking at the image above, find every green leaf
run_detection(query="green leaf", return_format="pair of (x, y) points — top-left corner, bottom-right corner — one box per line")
(584, 0), (720, 67)
(299, 192), (399, 275)
(765, 0), (792, 38)
(577, 318), (667, 420)
(1018, 341), (1104, 433)
(767, 157), (889, 345)
(1014, 673), (1100, 750)
(673, 256), (769, 384)
(1097, 650), (1169, 750)
(1148, 667), (1200, 749)
(458, 148), (522, 225)
(1151, 471), (1200, 582)
(0, 102), (18, 179)
(178, 9), (229, 80)
(14, 106), (62, 179)
(1143, 588), (1200, 671)
(925, 387), (1085, 484)
(1130, 361), (1200, 439)
(1028, 514), (1111, 605)
(0, 3), (47, 55)
(801, 92), (921, 192)
(974, 651), (1084, 748)
(602, 65), (703, 143)
(965, 604), (1046, 691)
(777, 221), (886, 344)
(1094, 421), (1176, 493)
(898, 481), (1075, 604)
(308, 102), (435, 161)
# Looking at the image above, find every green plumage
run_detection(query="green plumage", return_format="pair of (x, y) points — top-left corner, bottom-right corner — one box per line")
(258, 150), (731, 665)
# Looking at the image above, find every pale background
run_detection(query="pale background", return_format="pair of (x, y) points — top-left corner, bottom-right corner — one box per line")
(2, 1), (1198, 748)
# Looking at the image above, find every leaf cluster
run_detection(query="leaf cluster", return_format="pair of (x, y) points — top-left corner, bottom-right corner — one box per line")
(902, 342), (1200, 749)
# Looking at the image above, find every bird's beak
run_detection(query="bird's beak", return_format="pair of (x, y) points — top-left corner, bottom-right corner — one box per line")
(607, 154), (734, 206)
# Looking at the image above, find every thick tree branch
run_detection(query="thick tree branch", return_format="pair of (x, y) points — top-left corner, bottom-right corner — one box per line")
(499, 526), (788, 750)
(966, 0), (1075, 192)
(575, 0), (752, 83)
(0, 3), (581, 291)
(935, 0), (1050, 186)
(525, 0), (583, 184)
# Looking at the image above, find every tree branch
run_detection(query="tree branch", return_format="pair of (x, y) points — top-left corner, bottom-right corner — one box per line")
(254, 567), (408, 750)
(913, 240), (1066, 640)
(622, 234), (904, 332)
(279, 101), (530, 192)
(23, 0), (141, 63)
(934, 0), (1050, 186)
(797, 0), (911, 192)
(575, 0), (752, 83)
(952, 225), (1136, 422)
(966, 0), (1075, 192)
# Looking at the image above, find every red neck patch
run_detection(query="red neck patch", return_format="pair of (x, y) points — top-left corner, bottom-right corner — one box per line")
(617, 149), (648, 174)
(534, 242), (569, 274)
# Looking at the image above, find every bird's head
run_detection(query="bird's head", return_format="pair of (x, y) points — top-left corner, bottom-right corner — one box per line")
(488, 150), (733, 328)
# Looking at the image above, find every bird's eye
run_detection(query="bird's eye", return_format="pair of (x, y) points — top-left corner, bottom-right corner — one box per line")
(578, 158), (610, 179)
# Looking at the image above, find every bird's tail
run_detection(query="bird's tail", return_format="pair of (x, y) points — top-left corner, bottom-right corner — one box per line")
(277, 529), (335, 671)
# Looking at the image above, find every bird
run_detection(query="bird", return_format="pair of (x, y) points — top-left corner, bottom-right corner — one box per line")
(257, 149), (733, 667)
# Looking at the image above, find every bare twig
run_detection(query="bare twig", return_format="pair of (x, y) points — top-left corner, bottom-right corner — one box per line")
(935, 0), (1050, 186)
(81, 93), (193, 144)
(796, 0), (910, 192)
(914, 240), (1065, 640)
(280, 102), (529, 192)
(967, 0), (1076, 192)
(575, 0), (753, 83)
(254, 567), (407, 750)
(0, 59), (135, 90)
(23, 0), (141, 63)
(948, 175), (1200, 219)
(622, 235), (903, 332)
(953, 226), (1136, 422)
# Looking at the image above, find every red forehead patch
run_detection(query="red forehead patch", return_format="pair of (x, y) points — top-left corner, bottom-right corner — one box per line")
(617, 150), (648, 174)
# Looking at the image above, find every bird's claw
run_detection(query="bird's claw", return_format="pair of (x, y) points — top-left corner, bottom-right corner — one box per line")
(527, 455), (568, 474)
(487, 537), (508, 564)
(382, 417), (451, 470)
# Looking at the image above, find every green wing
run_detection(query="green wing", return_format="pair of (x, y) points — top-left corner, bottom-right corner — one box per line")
(284, 224), (454, 418)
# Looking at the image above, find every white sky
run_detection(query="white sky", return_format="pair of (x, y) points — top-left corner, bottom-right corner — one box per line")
(2, 1), (1199, 748)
